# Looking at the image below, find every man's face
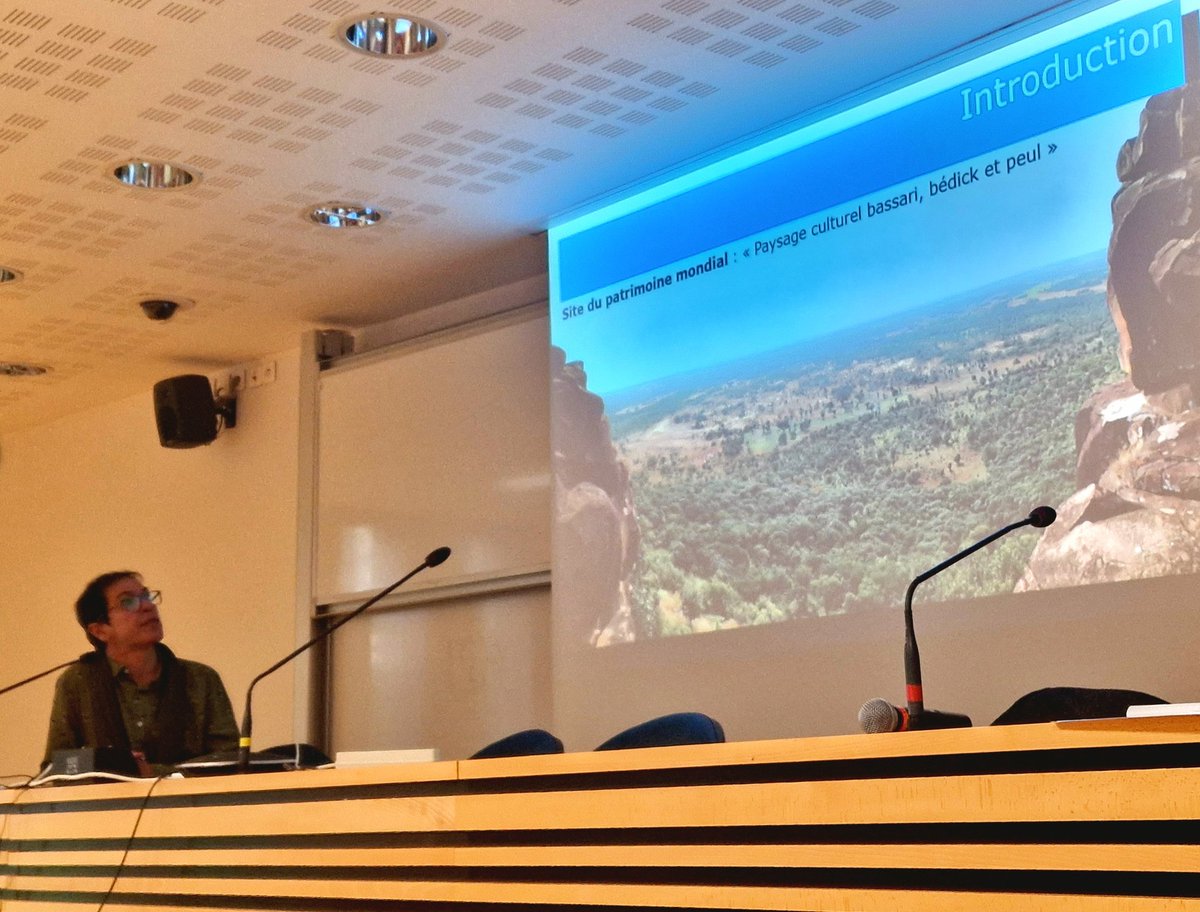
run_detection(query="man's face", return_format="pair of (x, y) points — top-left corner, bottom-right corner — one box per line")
(88, 576), (164, 653)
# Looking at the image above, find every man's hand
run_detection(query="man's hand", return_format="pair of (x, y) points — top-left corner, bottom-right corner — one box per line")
(131, 750), (153, 777)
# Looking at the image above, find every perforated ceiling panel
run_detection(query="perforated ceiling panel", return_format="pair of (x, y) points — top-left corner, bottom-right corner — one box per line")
(0, 0), (1087, 432)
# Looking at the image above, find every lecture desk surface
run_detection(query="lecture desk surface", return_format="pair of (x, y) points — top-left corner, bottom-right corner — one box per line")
(1, 714), (1198, 911)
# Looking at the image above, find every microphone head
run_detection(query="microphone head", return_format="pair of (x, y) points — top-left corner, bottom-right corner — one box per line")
(1028, 505), (1057, 528)
(858, 698), (902, 734)
(425, 546), (452, 567)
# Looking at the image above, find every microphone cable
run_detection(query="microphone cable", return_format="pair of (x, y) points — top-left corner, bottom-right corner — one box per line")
(3, 765), (165, 909)
(95, 773), (167, 912)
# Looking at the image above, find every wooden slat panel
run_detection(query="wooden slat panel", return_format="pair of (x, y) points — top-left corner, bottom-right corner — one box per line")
(1, 848), (129, 865)
(450, 768), (1200, 829)
(3, 807), (154, 840)
(130, 793), (458, 836)
(4, 906), (326, 912)
(0, 759), (457, 809)
(2, 849), (1190, 883)
(111, 842), (1200, 872)
(5, 874), (115, 892)
(6, 907), (256, 912)
(7, 841), (1199, 873)
(37, 900), (1200, 912)
(45, 876), (1200, 911)
(0, 778), (153, 807)
(1, 721), (1197, 911)
(11, 767), (1184, 843)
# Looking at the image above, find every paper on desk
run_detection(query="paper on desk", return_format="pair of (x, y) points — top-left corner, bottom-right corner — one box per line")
(1126, 702), (1200, 718)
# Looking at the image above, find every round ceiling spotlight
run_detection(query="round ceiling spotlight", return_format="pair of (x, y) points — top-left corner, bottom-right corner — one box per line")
(0, 362), (50, 377)
(308, 202), (385, 228)
(340, 14), (442, 57)
(0, 266), (22, 284)
(112, 160), (197, 190)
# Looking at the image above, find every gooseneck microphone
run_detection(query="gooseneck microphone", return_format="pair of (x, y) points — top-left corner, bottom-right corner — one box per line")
(0, 659), (78, 697)
(903, 505), (1055, 716)
(238, 546), (451, 772)
(865, 505), (1056, 735)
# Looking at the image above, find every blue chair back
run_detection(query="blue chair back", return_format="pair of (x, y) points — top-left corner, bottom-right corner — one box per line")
(470, 728), (564, 760)
(595, 712), (725, 751)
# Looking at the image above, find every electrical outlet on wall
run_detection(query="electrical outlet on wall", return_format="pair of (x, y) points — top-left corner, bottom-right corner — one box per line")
(247, 359), (276, 388)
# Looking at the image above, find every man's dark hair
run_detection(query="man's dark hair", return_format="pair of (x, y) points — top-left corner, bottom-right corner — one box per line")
(75, 571), (140, 651)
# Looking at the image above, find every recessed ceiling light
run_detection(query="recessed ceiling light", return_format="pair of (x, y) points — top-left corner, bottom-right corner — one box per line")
(308, 202), (385, 228)
(112, 160), (197, 190)
(0, 266), (22, 283)
(340, 14), (442, 57)
(0, 362), (50, 377)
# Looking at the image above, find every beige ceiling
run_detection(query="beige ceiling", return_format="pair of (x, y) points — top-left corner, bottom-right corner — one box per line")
(0, 0), (1092, 433)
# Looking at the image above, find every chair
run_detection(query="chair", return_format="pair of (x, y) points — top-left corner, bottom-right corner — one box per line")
(469, 728), (564, 760)
(991, 686), (1167, 725)
(595, 712), (725, 751)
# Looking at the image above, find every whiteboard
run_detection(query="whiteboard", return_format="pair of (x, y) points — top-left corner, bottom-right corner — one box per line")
(316, 313), (551, 602)
(327, 584), (552, 759)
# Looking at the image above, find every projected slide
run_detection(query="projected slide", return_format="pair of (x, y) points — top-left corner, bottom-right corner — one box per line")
(549, 1), (1196, 646)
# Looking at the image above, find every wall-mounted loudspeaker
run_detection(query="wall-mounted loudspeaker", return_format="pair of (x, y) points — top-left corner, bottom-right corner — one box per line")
(153, 374), (219, 448)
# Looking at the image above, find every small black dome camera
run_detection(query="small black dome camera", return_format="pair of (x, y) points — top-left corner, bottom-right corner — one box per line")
(140, 298), (179, 321)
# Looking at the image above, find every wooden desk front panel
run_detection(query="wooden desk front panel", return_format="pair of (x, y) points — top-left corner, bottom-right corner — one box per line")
(1, 719), (1198, 911)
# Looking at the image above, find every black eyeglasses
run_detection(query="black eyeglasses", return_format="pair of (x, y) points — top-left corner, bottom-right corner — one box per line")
(113, 590), (162, 613)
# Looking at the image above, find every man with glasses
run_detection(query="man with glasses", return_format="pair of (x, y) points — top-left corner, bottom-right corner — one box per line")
(42, 570), (238, 775)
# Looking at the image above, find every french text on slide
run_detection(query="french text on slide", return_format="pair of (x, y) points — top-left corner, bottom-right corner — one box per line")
(748, 140), (1052, 263)
(559, 139), (1054, 323)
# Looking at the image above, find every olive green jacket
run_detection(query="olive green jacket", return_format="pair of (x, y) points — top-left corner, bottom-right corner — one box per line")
(42, 644), (238, 771)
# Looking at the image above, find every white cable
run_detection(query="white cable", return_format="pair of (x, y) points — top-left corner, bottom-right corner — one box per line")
(27, 769), (147, 787)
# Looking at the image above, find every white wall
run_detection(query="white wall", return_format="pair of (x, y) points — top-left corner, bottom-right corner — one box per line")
(0, 348), (302, 776)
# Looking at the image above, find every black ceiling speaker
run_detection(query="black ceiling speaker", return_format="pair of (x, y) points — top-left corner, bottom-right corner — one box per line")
(153, 374), (236, 448)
